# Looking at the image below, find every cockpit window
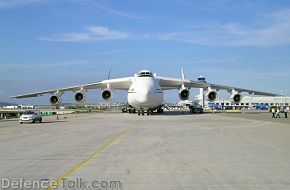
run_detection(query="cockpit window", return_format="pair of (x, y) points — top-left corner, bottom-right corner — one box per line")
(137, 70), (153, 77)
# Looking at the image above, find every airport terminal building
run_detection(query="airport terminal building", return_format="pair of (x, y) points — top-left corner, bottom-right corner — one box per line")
(210, 96), (290, 110)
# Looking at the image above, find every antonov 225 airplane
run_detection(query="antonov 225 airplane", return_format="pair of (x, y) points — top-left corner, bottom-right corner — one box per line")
(12, 69), (278, 115)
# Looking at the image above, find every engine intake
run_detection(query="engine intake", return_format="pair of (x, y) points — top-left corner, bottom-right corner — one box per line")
(102, 90), (112, 100)
(50, 95), (61, 105)
(179, 89), (190, 100)
(74, 92), (85, 103)
(207, 91), (217, 101)
(231, 93), (242, 103)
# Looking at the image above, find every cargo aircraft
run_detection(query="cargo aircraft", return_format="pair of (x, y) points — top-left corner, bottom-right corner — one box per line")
(12, 69), (278, 115)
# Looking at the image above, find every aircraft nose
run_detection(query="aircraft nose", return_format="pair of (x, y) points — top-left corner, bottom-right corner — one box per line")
(137, 89), (151, 103)
(137, 93), (149, 103)
(143, 90), (150, 96)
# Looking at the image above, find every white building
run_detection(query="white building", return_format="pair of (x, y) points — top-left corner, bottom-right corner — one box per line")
(3, 105), (34, 109)
(211, 96), (290, 110)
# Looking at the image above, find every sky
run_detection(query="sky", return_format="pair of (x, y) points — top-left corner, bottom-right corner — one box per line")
(0, 0), (290, 105)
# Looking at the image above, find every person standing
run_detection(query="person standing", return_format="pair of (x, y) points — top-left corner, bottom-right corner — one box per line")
(280, 107), (284, 117)
(285, 107), (289, 118)
(275, 107), (281, 118)
(271, 107), (276, 118)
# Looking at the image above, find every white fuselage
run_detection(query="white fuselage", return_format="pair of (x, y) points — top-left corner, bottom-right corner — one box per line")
(128, 76), (163, 110)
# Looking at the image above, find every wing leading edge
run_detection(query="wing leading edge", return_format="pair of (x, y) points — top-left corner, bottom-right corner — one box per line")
(157, 76), (279, 96)
(11, 77), (132, 99)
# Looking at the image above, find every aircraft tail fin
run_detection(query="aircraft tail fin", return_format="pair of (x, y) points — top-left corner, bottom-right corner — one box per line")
(107, 68), (112, 79)
(181, 67), (186, 79)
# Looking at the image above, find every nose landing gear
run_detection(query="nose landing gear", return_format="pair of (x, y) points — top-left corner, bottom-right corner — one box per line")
(137, 109), (153, 116)
(138, 109), (145, 116)
(147, 109), (153, 115)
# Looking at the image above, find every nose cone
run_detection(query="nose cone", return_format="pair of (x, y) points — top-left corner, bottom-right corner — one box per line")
(137, 90), (150, 103)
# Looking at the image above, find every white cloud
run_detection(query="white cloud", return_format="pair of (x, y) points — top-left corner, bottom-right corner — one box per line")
(0, 0), (46, 8)
(65, 0), (142, 19)
(39, 26), (133, 42)
(64, 0), (90, 5)
(92, 49), (130, 55)
(0, 60), (90, 69)
(158, 9), (290, 47)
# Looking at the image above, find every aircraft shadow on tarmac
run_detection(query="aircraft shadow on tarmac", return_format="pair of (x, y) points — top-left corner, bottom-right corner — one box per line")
(40, 120), (69, 124)
(153, 111), (212, 116)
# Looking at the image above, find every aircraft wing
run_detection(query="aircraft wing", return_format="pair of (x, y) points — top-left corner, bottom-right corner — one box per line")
(157, 76), (278, 96)
(11, 77), (133, 99)
(157, 76), (191, 90)
(192, 82), (278, 96)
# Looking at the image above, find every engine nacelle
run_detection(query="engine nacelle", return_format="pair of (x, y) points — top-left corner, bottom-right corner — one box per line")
(231, 93), (242, 103)
(102, 89), (112, 100)
(206, 90), (217, 102)
(74, 91), (86, 103)
(179, 89), (190, 100)
(49, 95), (61, 105)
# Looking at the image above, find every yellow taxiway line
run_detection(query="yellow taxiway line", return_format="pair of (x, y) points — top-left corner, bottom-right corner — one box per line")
(46, 124), (136, 190)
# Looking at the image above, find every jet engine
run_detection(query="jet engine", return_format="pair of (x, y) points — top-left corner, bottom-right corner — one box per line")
(179, 88), (190, 100)
(74, 91), (86, 103)
(231, 92), (242, 103)
(206, 90), (217, 102)
(49, 95), (61, 105)
(102, 89), (112, 100)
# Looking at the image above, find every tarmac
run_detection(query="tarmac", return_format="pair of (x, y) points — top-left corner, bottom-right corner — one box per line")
(0, 111), (289, 190)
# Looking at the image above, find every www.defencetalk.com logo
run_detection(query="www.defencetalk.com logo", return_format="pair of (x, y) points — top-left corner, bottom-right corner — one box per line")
(1, 177), (123, 190)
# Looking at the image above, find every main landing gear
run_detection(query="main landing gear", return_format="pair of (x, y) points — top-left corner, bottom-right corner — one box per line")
(156, 108), (164, 113)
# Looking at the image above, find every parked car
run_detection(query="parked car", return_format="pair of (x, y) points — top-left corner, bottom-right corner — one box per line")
(19, 110), (42, 124)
